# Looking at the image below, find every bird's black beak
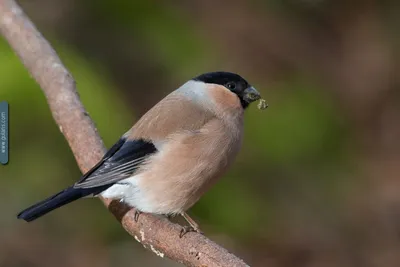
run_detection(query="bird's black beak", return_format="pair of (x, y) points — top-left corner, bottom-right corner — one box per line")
(243, 86), (261, 103)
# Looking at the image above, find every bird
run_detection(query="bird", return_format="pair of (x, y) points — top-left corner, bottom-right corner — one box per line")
(17, 71), (264, 237)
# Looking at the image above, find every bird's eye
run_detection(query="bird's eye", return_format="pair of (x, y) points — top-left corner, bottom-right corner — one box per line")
(226, 82), (236, 90)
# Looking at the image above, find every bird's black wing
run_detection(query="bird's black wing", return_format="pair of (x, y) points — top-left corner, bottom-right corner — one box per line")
(73, 137), (157, 189)
(17, 137), (157, 222)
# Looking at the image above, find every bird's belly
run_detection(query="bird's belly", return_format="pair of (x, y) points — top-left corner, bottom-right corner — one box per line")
(119, 136), (241, 214)
(120, 160), (229, 215)
(102, 118), (244, 215)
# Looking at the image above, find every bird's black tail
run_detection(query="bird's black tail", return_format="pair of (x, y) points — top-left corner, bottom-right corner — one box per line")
(17, 186), (106, 222)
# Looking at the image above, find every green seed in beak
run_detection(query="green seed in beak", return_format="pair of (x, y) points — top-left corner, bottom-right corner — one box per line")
(257, 99), (268, 110)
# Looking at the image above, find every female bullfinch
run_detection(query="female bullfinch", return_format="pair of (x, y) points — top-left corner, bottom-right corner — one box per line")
(17, 71), (263, 236)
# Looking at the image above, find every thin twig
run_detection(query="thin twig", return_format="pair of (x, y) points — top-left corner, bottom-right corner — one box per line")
(0, 0), (249, 266)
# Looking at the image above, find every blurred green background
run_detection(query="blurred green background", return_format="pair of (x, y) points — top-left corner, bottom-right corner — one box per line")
(1, 1), (400, 266)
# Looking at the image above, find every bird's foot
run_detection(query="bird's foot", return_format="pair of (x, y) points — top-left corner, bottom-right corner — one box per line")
(179, 212), (203, 237)
(179, 225), (202, 238)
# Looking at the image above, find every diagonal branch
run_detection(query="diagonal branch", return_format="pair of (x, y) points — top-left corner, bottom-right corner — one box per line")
(0, 0), (249, 266)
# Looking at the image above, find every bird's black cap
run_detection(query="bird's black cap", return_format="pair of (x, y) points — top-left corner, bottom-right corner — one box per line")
(193, 71), (249, 87)
(192, 71), (254, 108)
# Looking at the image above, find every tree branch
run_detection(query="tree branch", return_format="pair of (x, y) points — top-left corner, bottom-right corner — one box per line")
(0, 1), (249, 266)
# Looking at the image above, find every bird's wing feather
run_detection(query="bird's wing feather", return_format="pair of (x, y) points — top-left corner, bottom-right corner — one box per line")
(73, 139), (157, 189)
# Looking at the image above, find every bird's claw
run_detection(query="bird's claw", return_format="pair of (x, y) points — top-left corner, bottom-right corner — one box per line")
(179, 225), (202, 238)
(134, 210), (142, 222)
